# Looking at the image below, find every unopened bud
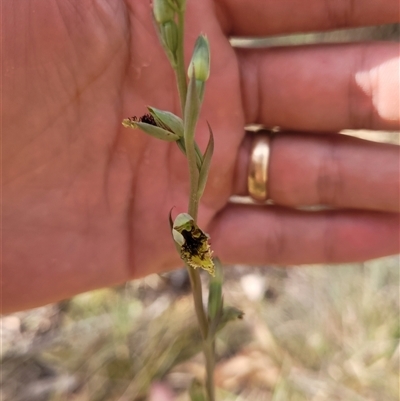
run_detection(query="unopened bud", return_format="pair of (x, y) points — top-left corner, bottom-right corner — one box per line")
(187, 35), (210, 82)
(161, 20), (178, 56)
(153, 0), (175, 24)
(122, 114), (180, 142)
(147, 106), (183, 137)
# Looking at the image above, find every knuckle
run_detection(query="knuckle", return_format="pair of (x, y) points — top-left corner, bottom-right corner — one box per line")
(324, 0), (356, 29)
(316, 137), (342, 206)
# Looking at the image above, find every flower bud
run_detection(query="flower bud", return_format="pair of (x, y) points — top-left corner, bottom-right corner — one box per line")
(147, 106), (183, 137)
(153, 0), (175, 24)
(122, 114), (180, 142)
(160, 20), (178, 57)
(187, 35), (210, 82)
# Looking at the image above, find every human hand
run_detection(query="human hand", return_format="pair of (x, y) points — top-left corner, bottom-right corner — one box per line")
(3, 0), (399, 312)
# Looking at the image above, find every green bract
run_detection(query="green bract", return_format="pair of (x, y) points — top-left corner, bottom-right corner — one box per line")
(197, 122), (214, 199)
(184, 67), (201, 151)
(207, 258), (223, 324)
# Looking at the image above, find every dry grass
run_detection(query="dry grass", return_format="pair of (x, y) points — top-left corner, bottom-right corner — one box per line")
(2, 256), (399, 401)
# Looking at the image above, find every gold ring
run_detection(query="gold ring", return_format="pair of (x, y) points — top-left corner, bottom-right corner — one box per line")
(247, 134), (271, 202)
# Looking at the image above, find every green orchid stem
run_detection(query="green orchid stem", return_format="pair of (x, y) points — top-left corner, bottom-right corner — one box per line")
(175, 12), (187, 116)
(205, 340), (216, 401)
(185, 123), (216, 400)
(187, 267), (208, 339)
(174, 8), (215, 401)
(186, 266), (216, 401)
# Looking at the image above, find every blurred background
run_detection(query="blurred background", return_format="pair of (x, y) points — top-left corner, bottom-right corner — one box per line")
(1, 24), (399, 401)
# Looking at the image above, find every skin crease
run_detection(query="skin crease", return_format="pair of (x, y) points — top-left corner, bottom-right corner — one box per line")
(2, 0), (399, 313)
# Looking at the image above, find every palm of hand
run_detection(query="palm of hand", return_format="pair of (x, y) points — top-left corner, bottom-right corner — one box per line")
(4, 0), (242, 304)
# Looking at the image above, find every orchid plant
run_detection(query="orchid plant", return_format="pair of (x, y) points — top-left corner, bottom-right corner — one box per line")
(122, 1), (243, 399)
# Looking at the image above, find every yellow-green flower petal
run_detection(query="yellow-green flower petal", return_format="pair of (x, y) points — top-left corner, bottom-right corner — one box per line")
(172, 213), (215, 276)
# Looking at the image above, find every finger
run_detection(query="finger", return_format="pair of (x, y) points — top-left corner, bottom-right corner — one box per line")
(215, 0), (399, 36)
(234, 132), (400, 212)
(237, 43), (400, 131)
(209, 205), (399, 265)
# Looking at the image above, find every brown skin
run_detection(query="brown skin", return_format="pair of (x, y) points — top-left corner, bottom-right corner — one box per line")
(3, 0), (399, 313)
